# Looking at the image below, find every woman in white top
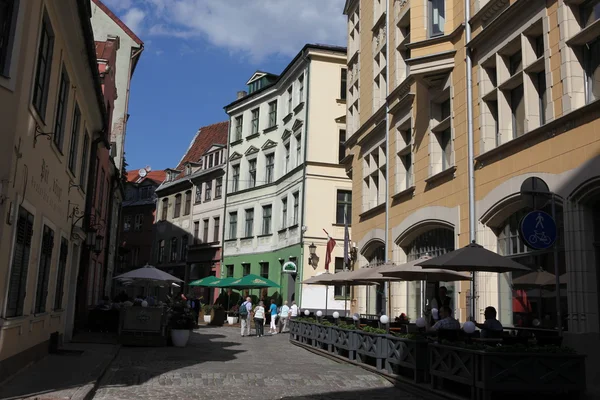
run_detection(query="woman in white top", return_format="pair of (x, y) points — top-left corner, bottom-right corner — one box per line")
(290, 301), (299, 319)
(254, 301), (265, 337)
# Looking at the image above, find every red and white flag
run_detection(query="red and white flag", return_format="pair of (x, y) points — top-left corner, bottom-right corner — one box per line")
(323, 229), (336, 271)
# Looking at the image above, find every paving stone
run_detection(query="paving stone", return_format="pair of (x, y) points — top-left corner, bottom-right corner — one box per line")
(92, 326), (439, 400)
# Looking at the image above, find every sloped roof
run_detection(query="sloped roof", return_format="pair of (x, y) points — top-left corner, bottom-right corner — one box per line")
(92, 0), (144, 46)
(126, 169), (166, 184)
(175, 121), (229, 172)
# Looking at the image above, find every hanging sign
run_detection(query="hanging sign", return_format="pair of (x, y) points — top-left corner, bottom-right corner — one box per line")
(282, 261), (297, 273)
(519, 210), (557, 250)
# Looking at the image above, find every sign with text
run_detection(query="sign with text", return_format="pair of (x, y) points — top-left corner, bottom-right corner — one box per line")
(282, 261), (297, 273)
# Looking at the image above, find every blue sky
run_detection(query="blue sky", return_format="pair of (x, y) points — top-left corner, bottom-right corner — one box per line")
(101, 0), (347, 172)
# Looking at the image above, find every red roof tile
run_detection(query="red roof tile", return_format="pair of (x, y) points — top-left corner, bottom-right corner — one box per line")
(92, 0), (144, 46)
(174, 121), (229, 172)
(126, 169), (167, 184)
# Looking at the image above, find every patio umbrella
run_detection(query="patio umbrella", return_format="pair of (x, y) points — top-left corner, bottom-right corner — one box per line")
(205, 277), (236, 288)
(380, 257), (472, 282)
(345, 265), (403, 283)
(302, 272), (334, 285)
(416, 241), (530, 273)
(189, 276), (219, 287)
(113, 263), (183, 283)
(227, 274), (280, 289)
(512, 270), (556, 286)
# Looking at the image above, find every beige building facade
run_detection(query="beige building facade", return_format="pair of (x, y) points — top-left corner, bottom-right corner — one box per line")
(0, 0), (106, 382)
(344, 0), (600, 389)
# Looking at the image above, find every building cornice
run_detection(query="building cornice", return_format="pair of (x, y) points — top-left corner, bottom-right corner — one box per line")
(345, 105), (386, 147)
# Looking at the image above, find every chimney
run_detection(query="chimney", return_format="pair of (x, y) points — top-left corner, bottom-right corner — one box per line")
(236, 91), (247, 100)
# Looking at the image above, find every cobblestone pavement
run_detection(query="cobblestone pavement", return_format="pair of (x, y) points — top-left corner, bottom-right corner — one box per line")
(93, 326), (438, 400)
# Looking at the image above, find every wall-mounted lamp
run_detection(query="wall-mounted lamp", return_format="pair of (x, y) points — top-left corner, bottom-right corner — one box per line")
(68, 201), (105, 254)
(308, 242), (319, 269)
(33, 122), (56, 146)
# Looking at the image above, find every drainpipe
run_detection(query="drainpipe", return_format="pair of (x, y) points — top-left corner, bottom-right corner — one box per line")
(465, 0), (476, 319)
(298, 53), (311, 308)
(383, 0), (391, 317)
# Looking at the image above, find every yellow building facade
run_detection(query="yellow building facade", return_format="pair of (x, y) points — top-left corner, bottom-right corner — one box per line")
(343, 0), (600, 390)
(0, 0), (106, 382)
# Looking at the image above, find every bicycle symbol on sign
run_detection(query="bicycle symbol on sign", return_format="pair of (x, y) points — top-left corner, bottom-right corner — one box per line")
(528, 230), (552, 245)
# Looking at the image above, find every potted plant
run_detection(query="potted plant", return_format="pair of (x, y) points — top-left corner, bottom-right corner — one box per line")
(227, 304), (239, 325)
(169, 300), (196, 347)
(202, 304), (213, 323)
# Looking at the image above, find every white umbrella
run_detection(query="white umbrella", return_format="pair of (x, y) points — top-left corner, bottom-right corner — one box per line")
(113, 263), (183, 283)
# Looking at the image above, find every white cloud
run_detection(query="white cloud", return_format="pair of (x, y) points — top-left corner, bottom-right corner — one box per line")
(122, 7), (146, 36)
(145, 0), (347, 63)
(155, 49), (164, 56)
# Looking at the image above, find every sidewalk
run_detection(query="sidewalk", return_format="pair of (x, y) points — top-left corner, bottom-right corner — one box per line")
(0, 342), (119, 400)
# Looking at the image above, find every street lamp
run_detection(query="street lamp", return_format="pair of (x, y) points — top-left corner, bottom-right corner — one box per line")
(308, 242), (317, 268)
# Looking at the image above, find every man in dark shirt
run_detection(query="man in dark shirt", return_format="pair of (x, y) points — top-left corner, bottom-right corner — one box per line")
(473, 306), (503, 338)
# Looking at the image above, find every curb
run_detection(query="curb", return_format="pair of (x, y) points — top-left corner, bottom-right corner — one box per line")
(71, 345), (121, 400)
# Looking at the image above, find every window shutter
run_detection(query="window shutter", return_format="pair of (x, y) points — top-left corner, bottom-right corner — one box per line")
(35, 226), (54, 314)
(54, 238), (68, 310)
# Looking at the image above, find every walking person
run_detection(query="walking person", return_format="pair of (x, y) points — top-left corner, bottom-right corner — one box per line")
(269, 299), (278, 334)
(240, 297), (252, 337)
(290, 301), (298, 320)
(279, 301), (290, 333)
(254, 301), (266, 337)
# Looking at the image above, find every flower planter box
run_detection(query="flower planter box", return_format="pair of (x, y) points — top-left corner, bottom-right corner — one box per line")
(355, 330), (387, 370)
(383, 336), (429, 383)
(429, 343), (587, 399)
(203, 315), (211, 324)
(331, 326), (359, 361)
(227, 316), (238, 325)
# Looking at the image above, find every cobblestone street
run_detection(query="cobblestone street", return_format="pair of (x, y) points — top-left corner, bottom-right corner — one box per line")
(92, 326), (436, 400)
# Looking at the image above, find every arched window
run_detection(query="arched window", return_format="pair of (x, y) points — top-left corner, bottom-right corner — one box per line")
(406, 228), (454, 261)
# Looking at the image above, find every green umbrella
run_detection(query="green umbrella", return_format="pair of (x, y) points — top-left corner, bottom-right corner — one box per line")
(189, 276), (218, 287)
(205, 277), (237, 288)
(227, 274), (280, 289)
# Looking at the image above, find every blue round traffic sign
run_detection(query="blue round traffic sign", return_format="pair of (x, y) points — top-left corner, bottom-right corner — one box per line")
(519, 211), (557, 250)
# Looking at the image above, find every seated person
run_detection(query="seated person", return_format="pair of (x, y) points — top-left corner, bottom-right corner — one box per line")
(472, 306), (503, 338)
(426, 306), (460, 331)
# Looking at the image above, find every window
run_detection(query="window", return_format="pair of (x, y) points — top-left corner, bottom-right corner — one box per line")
(268, 101), (277, 127)
(509, 50), (522, 76)
(140, 186), (151, 200)
(260, 262), (269, 278)
(338, 129), (346, 162)
(181, 235), (188, 260)
(406, 228), (454, 261)
(134, 214), (143, 231)
(68, 104), (80, 173)
(265, 154), (274, 184)
(229, 212), (238, 239)
(123, 215), (131, 232)
(203, 219), (209, 243)
(439, 128), (452, 170)
(184, 190), (191, 215)
(242, 263), (250, 276)
(53, 68), (70, 151)
(536, 72), (547, 126)
(215, 177), (222, 198)
(170, 237), (178, 262)
(226, 265), (234, 278)
(6, 207), (34, 317)
(34, 225), (54, 314)
(193, 221), (200, 244)
(213, 217), (220, 242)
(52, 237), (67, 310)
(298, 74), (304, 104)
(363, 143), (386, 210)
(510, 84), (525, 138)
(234, 116), (243, 141)
(584, 39), (600, 104)
(428, 0), (445, 37)
(131, 247), (139, 266)
(284, 143), (290, 173)
(251, 108), (259, 134)
(334, 258), (347, 297)
(340, 68), (347, 100)
(208, 154), (214, 169)
(232, 165), (240, 192)
(293, 192), (299, 225)
(0, 0), (17, 76)
(158, 240), (165, 263)
(281, 198), (288, 228)
(336, 190), (352, 224)
(287, 86), (293, 114)
(262, 205), (272, 235)
(161, 199), (168, 220)
(195, 184), (202, 204)
(79, 132), (89, 188)
(205, 180), (212, 201)
(245, 208), (254, 237)
(296, 137), (302, 166)
(581, 1), (600, 28)
(248, 159), (257, 188)
(32, 12), (55, 119)
(174, 194), (182, 218)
